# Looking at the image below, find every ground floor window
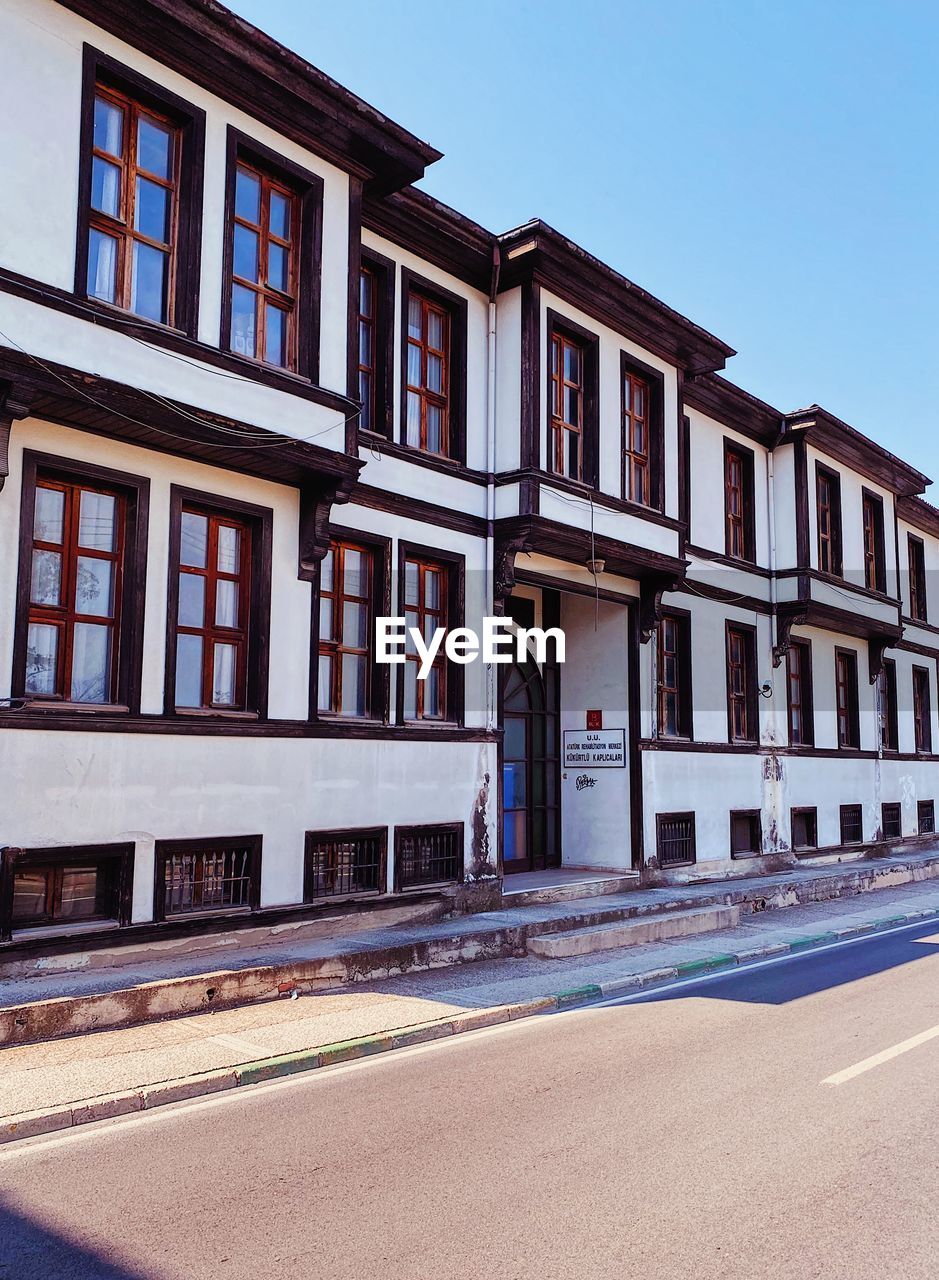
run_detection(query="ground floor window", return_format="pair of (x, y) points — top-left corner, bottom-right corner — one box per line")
(791, 807), (818, 853)
(839, 804), (863, 845)
(881, 804), (902, 841)
(730, 810), (761, 858)
(394, 823), (463, 890)
(304, 828), (386, 900)
(0, 843), (133, 940)
(918, 800), (935, 835)
(154, 836), (261, 919)
(656, 812), (696, 867)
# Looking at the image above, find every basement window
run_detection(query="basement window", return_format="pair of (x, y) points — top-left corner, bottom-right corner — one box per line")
(839, 805), (863, 846)
(656, 812), (696, 867)
(304, 828), (386, 900)
(1, 843), (134, 941)
(881, 804), (902, 841)
(791, 807), (818, 853)
(730, 811), (761, 859)
(394, 823), (463, 891)
(154, 836), (261, 920)
(918, 801), (935, 836)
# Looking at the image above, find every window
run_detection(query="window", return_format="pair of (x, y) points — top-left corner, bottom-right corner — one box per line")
(862, 492), (886, 593)
(405, 291), (450, 456)
(655, 813), (696, 867)
(656, 612), (692, 738)
(918, 800), (935, 835)
(878, 660), (899, 751)
(724, 443), (755, 562)
(304, 828), (386, 900)
(787, 638), (814, 747)
(154, 836), (261, 920)
(791, 807), (818, 853)
(881, 803), (902, 840)
(402, 555), (450, 721)
(726, 625), (758, 743)
(318, 540), (375, 717)
(622, 367), (655, 506)
(730, 811), (761, 859)
(14, 455), (149, 711)
(395, 824), (463, 890)
(840, 804), (863, 845)
(550, 329), (585, 480)
(909, 535), (927, 622)
(0, 843), (133, 940)
(835, 649), (860, 749)
(913, 665), (932, 753)
(816, 466), (843, 577)
(166, 488), (272, 716)
(358, 265), (378, 434)
(228, 162), (297, 368)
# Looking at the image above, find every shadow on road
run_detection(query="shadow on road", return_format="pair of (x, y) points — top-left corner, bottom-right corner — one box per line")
(0, 1198), (158, 1280)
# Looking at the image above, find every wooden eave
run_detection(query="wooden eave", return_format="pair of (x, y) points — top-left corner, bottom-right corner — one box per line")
(897, 494), (939, 538)
(362, 188), (495, 292)
(785, 407), (930, 498)
(683, 372), (783, 447)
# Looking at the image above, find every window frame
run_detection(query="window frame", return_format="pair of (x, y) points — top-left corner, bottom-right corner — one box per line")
(834, 647), (860, 750)
(791, 806), (818, 853)
(839, 804), (864, 846)
(620, 352), (664, 511)
(399, 269), (467, 464)
(815, 463), (843, 578)
(357, 249), (396, 439)
(725, 622), (759, 744)
(917, 800), (935, 835)
(545, 310), (600, 488)
(881, 803), (902, 841)
(0, 841), (135, 941)
(878, 658), (899, 752)
(313, 529), (390, 721)
(908, 533), (928, 622)
(13, 452), (150, 713)
(656, 608), (693, 739)
(303, 827), (388, 902)
(730, 810), (762, 859)
(913, 664), (933, 754)
(220, 127), (323, 381)
(153, 835), (262, 922)
(76, 46), (205, 337)
(164, 486), (272, 718)
(396, 542), (465, 726)
(786, 637), (814, 748)
(394, 822), (464, 892)
(655, 812), (697, 868)
(723, 440), (756, 563)
(861, 489), (887, 594)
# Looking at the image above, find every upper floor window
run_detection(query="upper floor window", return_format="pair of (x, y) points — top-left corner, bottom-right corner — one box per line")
(726, 625), (757, 743)
(878, 659), (899, 752)
(909, 535), (927, 622)
(87, 86), (180, 324)
(229, 164), (298, 369)
(549, 330), (584, 480)
(405, 292), (450, 455)
(622, 370), (651, 505)
(724, 443), (755, 562)
(816, 466), (843, 577)
(358, 266), (378, 434)
(787, 638), (814, 747)
(318, 540), (376, 718)
(403, 556), (448, 721)
(913, 666), (933, 754)
(862, 492), (886, 593)
(656, 612), (692, 738)
(835, 648), (860, 749)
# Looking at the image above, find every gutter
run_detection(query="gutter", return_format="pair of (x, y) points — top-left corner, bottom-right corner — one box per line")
(485, 243), (501, 731)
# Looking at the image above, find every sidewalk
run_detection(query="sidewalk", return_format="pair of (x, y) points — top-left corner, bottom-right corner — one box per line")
(3, 877), (939, 1144)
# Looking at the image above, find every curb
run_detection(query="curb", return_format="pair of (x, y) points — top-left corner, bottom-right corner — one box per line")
(2, 905), (937, 1147)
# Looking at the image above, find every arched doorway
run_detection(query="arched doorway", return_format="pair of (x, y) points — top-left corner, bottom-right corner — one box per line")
(502, 656), (560, 874)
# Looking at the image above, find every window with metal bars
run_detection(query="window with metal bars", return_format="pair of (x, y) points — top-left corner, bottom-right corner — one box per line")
(909, 535), (928, 622)
(791, 807), (818, 852)
(656, 813), (696, 867)
(881, 803), (902, 840)
(730, 811), (761, 859)
(304, 829), (386, 900)
(918, 800), (935, 835)
(395, 824), (463, 890)
(840, 804), (863, 845)
(154, 837), (261, 919)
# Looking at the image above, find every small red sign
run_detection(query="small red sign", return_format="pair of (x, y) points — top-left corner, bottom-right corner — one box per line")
(586, 709), (602, 730)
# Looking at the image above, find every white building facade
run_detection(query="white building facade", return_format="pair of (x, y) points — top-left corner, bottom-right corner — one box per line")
(1, 0), (937, 957)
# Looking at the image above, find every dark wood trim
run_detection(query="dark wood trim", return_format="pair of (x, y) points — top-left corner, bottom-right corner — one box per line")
(359, 433), (487, 485)
(620, 348), (665, 512)
(152, 833), (262, 922)
(357, 245), (396, 441)
(303, 826), (388, 903)
(861, 486), (887, 595)
(839, 803), (864, 846)
(678, 411), (691, 533)
(498, 469), (685, 532)
(346, 179), (364, 446)
(786, 407), (929, 500)
(912, 663), (934, 754)
(729, 809), (762, 859)
(686, 543), (773, 578)
(790, 805), (818, 853)
(897, 636), (939, 658)
(393, 821), (465, 893)
(792, 432), (810, 570)
(362, 188), (492, 291)
(349, 484), (486, 537)
(12, 450), (150, 715)
(906, 531), (928, 624)
(880, 656), (899, 752)
(723, 437), (757, 564)
(680, 578), (772, 614)
(395, 540), (466, 727)
(545, 307), (600, 488)
(834, 645), (861, 750)
(164, 485), (273, 719)
(656, 605), (694, 741)
(519, 280), (541, 472)
(398, 267), (468, 465)
(898, 494), (939, 539)
(76, 45), (206, 338)
(775, 565), (901, 609)
(683, 373), (782, 447)
(725, 620), (759, 745)
(0, 841), (135, 941)
(786, 637), (815, 748)
(815, 460), (844, 578)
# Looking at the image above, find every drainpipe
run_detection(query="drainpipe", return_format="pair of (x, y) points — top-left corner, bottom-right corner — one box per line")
(485, 243), (501, 732)
(766, 426), (783, 853)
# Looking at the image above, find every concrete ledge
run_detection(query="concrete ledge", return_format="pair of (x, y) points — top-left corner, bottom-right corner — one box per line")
(527, 905), (740, 958)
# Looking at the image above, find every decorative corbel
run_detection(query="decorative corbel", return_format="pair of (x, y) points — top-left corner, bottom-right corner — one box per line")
(639, 572), (681, 643)
(868, 635), (891, 685)
(493, 531), (533, 612)
(297, 472), (359, 580)
(0, 385), (33, 493)
(772, 609), (808, 668)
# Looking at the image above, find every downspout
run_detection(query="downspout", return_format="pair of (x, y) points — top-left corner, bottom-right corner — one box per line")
(485, 242), (501, 732)
(767, 423), (784, 854)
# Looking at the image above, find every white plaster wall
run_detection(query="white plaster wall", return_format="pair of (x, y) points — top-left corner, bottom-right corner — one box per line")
(642, 751), (764, 865)
(494, 287), (522, 473)
(772, 443), (799, 569)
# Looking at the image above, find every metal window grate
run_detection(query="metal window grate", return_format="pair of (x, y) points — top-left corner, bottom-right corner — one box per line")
(840, 805), (863, 845)
(918, 801), (935, 836)
(163, 845), (253, 916)
(656, 812), (696, 867)
(882, 803), (902, 840)
(305, 830), (385, 899)
(395, 824), (462, 890)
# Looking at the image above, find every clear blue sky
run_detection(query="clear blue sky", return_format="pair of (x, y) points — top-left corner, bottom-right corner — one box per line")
(229, 0), (939, 487)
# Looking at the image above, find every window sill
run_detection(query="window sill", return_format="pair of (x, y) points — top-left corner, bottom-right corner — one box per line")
(80, 293), (189, 339)
(12, 918), (120, 942)
(171, 709), (260, 721)
(20, 700), (131, 715)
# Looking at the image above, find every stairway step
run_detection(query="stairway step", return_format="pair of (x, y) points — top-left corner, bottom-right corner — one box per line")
(526, 904), (740, 958)
(503, 873), (640, 908)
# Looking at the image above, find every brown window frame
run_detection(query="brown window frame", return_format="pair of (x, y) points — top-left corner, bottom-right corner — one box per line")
(620, 353), (664, 510)
(791, 806), (818, 853)
(546, 311), (599, 487)
(164, 486), (272, 718)
(730, 810), (762, 859)
(220, 128), (323, 381)
(917, 800), (935, 835)
(840, 804), (863, 845)
(908, 534), (928, 622)
(656, 609), (693, 739)
(861, 490), (887, 593)
(655, 813), (697, 867)
(13, 452), (149, 714)
(153, 835), (262, 922)
(834, 647), (860, 750)
(396, 544), (465, 725)
(76, 47), (205, 337)
(356, 249), (395, 439)
(399, 269), (467, 463)
(724, 441), (756, 563)
(881, 803), (902, 840)
(816, 464), (843, 577)
(913, 665), (933, 754)
(726, 623), (758, 744)
(304, 827), (388, 901)
(786, 638), (814, 747)
(315, 535), (388, 720)
(394, 823), (464, 891)
(878, 658), (899, 752)
(0, 842), (135, 942)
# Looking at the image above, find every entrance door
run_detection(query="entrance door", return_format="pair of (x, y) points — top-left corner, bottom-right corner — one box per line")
(502, 657), (560, 874)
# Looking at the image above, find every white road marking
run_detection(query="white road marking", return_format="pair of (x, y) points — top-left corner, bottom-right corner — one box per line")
(822, 1023), (939, 1085)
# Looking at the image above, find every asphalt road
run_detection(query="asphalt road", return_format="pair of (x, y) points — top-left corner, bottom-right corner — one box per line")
(2, 920), (939, 1280)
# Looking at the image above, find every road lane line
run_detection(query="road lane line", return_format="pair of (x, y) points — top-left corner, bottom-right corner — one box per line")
(822, 1024), (939, 1085)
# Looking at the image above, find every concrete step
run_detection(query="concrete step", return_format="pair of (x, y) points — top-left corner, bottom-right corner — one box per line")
(527, 904), (741, 958)
(502, 872), (640, 908)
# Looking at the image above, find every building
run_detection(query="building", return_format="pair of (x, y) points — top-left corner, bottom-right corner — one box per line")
(1, 0), (937, 959)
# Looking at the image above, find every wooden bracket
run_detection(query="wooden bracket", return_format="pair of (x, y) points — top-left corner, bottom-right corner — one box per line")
(639, 572), (681, 643)
(297, 472), (359, 579)
(772, 610), (808, 668)
(0, 385), (32, 493)
(493, 531), (533, 611)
